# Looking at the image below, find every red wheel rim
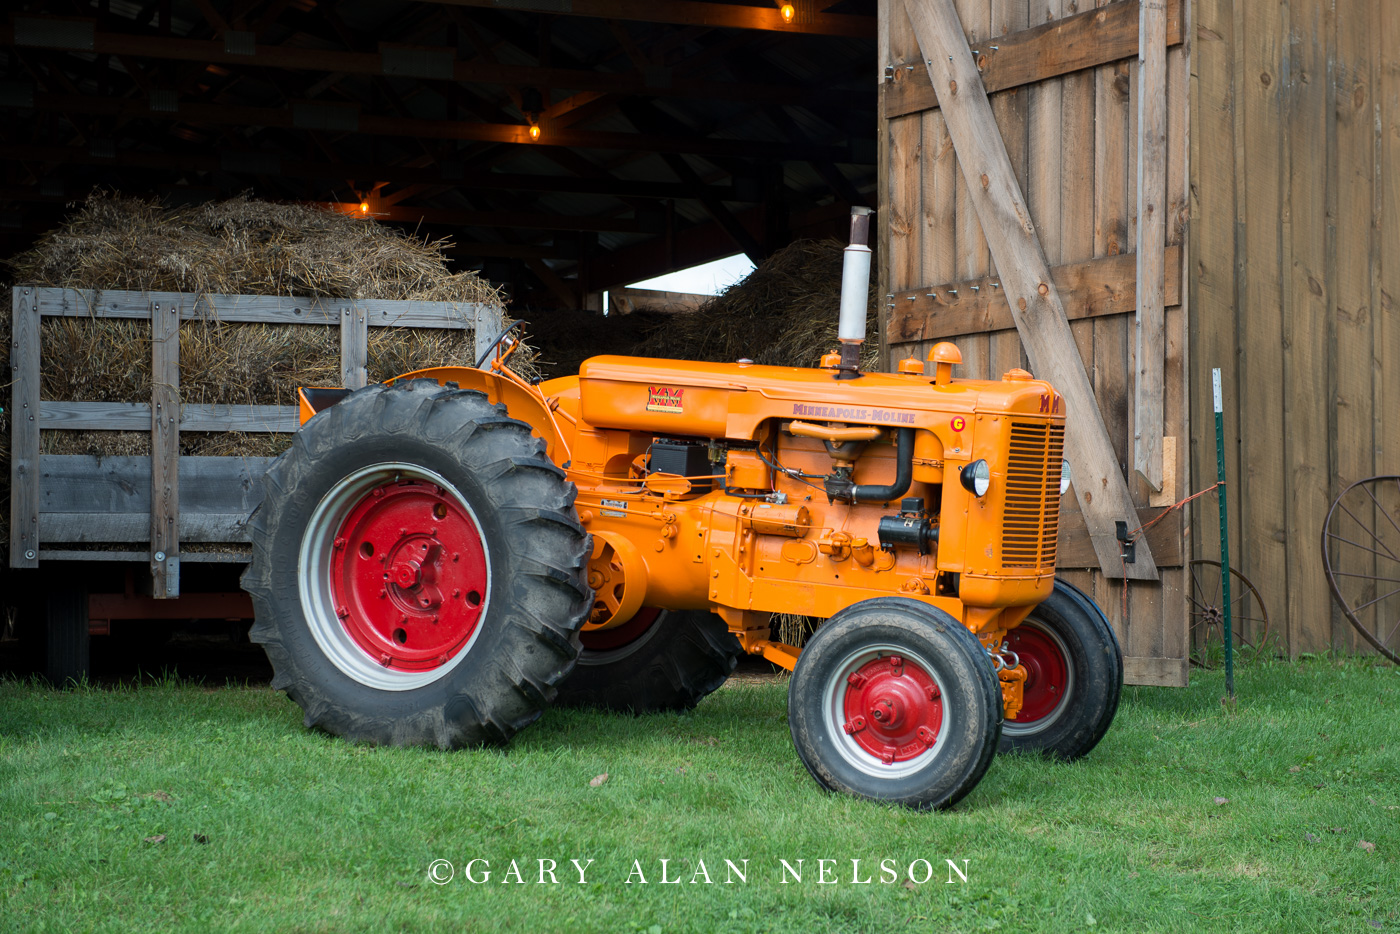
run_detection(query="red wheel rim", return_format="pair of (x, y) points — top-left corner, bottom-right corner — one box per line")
(841, 655), (944, 764)
(580, 606), (662, 652)
(1009, 622), (1070, 723)
(328, 478), (488, 672)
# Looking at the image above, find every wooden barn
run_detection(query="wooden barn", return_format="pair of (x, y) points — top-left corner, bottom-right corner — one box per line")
(876, 0), (1399, 670)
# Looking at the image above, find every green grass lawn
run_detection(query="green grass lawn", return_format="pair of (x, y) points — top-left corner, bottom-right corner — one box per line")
(0, 659), (1396, 933)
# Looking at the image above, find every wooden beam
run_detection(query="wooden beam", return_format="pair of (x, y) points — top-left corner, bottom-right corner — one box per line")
(43, 513), (246, 544)
(446, 243), (573, 260)
(9, 287), (40, 568)
(38, 550), (249, 563)
(36, 455), (272, 519)
(414, 0), (875, 37)
(606, 287), (708, 315)
(150, 297), (180, 597)
(887, 247), (1181, 342)
(899, 0), (1158, 580)
(340, 304), (368, 389)
(0, 145), (740, 201)
(884, 0), (1183, 119)
(322, 202), (646, 234)
(1056, 501), (1182, 568)
(6, 92), (855, 162)
(526, 259), (581, 310)
(474, 304), (505, 362)
(39, 402), (299, 432)
(660, 153), (764, 263)
(35, 288), (493, 329)
(1133, 0), (1167, 490)
(1121, 655), (1187, 687)
(0, 20), (864, 105)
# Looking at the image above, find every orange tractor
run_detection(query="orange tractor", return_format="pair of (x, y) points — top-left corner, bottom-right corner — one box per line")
(243, 209), (1121, 809)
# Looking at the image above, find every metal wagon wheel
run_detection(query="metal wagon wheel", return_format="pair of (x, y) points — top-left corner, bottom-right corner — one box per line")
(1322, 476), (1400, 665)
(1187, 559), (1271, 667)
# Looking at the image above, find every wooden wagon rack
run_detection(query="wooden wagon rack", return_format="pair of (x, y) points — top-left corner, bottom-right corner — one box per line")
(8, 285), (503, 602)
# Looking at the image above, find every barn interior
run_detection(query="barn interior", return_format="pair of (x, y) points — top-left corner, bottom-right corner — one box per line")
(0, 0), (878, 309)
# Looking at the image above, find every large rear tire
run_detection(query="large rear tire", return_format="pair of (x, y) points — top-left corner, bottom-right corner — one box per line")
(554, 607), (742, 712)
(788, 598), (1002, 810)
(242, 380), (592, 748)
(999, 578), (1122, 760)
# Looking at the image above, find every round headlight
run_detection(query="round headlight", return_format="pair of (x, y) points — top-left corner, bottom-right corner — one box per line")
(1060, 459), (1072, 496)
(960, 459), (991, 497)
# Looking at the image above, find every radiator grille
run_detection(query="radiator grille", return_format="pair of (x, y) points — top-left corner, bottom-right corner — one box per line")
(1001, 421), (1065, 568)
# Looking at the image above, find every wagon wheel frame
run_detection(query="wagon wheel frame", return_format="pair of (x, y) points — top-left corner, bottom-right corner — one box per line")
(1187, 559), (1271, 667)
(1322, 475), (1400, 665)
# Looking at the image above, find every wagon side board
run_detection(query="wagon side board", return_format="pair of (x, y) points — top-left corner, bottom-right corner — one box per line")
(8, 287), (505, 600)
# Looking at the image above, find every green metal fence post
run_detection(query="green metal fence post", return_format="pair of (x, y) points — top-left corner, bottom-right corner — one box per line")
(1213, 368), (1234, 699)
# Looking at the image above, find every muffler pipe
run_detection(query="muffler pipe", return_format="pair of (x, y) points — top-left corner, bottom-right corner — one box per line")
(836, 206), (874, 379)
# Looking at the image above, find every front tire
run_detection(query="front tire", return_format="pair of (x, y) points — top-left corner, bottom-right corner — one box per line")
(788, 598), (1002, 809)
(999, 578), (1122, 759)
(554, 607), (742, 712)
(242, 380), (591, 748)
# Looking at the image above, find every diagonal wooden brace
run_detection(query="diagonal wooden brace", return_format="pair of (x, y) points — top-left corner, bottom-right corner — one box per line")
(899, 0), (1159, 580)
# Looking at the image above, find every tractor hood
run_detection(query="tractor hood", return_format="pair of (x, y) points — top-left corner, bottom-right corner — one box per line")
(574, 355), (1065, 442)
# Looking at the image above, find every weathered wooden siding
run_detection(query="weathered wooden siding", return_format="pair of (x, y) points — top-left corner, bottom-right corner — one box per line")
(878, 0), (1191, 685)
(1191, 0), (1400, 655)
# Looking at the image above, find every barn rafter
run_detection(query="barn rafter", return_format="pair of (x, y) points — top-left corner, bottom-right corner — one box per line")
(2, 0), (878, 303)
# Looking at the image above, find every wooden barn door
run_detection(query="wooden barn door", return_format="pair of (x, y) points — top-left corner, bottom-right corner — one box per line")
(877, 0), (1191, 685)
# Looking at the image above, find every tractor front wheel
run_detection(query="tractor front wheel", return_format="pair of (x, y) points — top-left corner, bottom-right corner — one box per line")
(553, 607), (742, 712)
(242, 380), (592, 748)
(999, 578), (1122, 760)
(788, 598), (1002, 809)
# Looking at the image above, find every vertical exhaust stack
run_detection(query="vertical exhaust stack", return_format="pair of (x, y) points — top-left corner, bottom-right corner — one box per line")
(836, 206), (875, 379)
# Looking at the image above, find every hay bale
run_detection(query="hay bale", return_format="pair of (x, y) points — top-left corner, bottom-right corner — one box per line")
(633, 238), (879, 370)
(10, 193), (505, 303)
(0, 192), (529, 548)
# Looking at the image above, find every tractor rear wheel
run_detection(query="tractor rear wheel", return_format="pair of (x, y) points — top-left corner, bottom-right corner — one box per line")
(788, 598), (1002, 810)
(998, 578), (1122, 760)
(242, 380), (592, 748)
(553, 607), (742, 712)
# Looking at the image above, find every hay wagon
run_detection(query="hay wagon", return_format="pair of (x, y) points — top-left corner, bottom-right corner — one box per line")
(7, 284), (503, 683)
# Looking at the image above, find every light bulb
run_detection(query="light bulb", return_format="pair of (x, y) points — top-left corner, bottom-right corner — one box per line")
(528, 124), (541, 141)
(359, 201), (369, 214)
(780, 3), (795, 22)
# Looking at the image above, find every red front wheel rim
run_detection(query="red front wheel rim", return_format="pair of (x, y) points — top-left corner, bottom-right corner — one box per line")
(826, 645), (946, 777)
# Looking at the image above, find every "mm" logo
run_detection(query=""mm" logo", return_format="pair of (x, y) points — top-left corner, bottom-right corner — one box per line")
(647, 385), (685, 413)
